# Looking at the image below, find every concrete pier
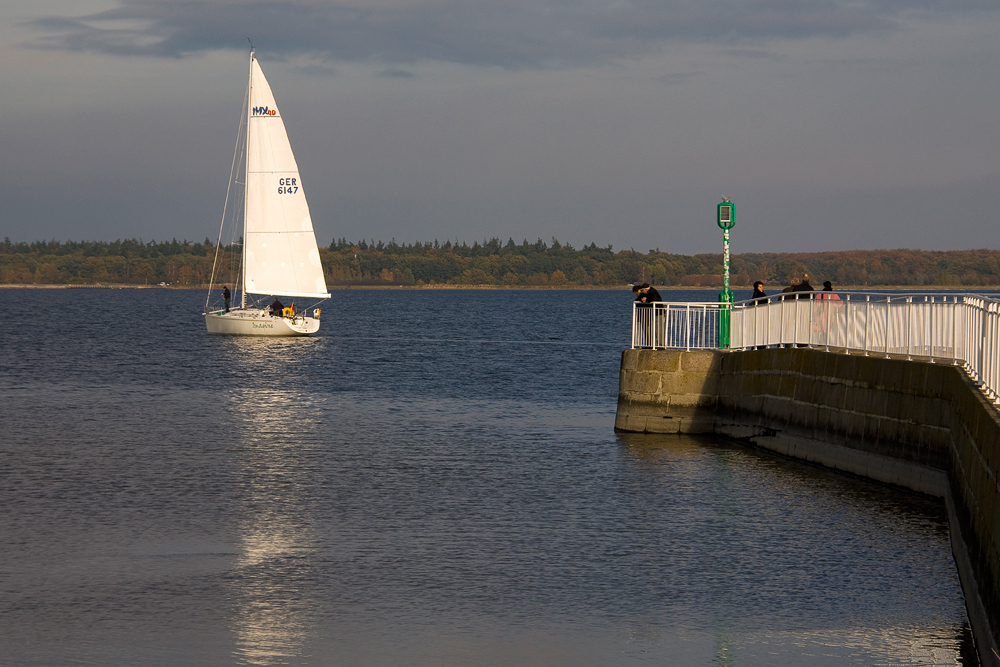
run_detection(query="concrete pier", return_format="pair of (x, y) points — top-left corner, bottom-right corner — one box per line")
(616, 347), (1000, 665)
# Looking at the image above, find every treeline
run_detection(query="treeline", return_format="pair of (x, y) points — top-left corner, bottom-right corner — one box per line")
(2, 237), (1000, 287)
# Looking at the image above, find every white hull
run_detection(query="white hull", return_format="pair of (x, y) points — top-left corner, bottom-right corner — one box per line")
(204, 309), (320, 336)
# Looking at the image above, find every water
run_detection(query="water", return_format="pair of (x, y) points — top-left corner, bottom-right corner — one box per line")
(0, 288), (976, 666)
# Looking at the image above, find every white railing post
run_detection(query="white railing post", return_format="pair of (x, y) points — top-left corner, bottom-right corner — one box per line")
(863, 294), (872, 357)
(953, 297), (959, 365)
(928, 296), (935, 362)
(884, 298), (890, 359)
(631, 301), (636, 349)
(685, 303), (691, 351)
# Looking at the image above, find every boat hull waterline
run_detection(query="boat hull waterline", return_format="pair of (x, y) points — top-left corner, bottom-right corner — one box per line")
(204, 309), (320, 336)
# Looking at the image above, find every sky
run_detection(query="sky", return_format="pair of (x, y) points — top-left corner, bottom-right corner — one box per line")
(1, 0), (998, 254)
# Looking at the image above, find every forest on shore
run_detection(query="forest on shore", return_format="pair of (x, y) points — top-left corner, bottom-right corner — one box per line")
(2, 236), (1000, 289)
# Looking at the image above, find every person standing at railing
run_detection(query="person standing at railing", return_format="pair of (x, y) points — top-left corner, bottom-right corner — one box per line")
(813, 280), (843, 334)
(631, 283), (662, 348)
(793, 273), (815, 298)
(781, 278), (798, 300)
(819, 280), (840, 297)
(751, 281), (766, 304)
(632, 282), (662, 304)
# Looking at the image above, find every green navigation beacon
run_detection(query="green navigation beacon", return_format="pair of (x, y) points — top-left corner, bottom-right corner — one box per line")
(717, 198), (735, 347)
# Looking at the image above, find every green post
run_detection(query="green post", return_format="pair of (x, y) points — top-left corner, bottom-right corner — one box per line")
(717, 199), (735, 348)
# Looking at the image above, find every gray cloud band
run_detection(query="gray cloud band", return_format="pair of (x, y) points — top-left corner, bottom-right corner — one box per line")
(26, 0), (996, 68)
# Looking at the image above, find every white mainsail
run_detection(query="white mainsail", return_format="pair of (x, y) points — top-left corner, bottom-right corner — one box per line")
(244, 56), (330, 299)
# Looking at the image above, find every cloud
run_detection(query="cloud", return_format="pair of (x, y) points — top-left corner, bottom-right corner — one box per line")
(25, 0), (997, 69)
(378, 68), (415, 78)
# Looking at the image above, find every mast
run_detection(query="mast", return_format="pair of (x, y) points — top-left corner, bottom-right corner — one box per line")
(242, 48), (253, 310)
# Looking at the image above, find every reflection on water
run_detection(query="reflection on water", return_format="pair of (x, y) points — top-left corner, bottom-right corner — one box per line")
(0, 288), (980, 666)
(225, 345), (325, 666)
(229, 519), (312, 666)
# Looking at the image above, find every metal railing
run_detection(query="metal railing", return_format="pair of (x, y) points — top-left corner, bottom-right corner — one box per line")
(632, 293), (1000, 403)
(632, 302), (725, 350)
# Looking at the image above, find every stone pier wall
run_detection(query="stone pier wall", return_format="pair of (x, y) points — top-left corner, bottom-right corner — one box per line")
(615, 347), (1000, 665)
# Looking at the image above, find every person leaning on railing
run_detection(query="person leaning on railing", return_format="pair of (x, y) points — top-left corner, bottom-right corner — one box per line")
(631, 282), (662, 348)
(632, 282), (662, 304)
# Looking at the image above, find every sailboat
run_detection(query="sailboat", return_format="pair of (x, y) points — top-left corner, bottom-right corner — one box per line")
(204, 49), (330, 336)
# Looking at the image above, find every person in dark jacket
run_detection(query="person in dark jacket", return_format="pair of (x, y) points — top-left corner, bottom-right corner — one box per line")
(270, 297), (284, 317)
(751, 281), (766, 303)
(222, 286), (231, 313)
(632, 282), (662, 304)
(781, 278), (798, 301)
(631, 283), (662, 348)
(793, 273), (814, 298)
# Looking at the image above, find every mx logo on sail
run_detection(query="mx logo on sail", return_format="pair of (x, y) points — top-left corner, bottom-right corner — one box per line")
(253, 106), (278, 116)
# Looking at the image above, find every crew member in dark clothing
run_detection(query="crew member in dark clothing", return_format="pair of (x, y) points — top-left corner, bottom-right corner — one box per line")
(270, 297), (284, 317)
(222, 286), (231, 313)
(751, 281), (766, 303)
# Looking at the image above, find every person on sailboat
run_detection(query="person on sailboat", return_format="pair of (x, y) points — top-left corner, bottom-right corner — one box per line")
(223, 286), (231, 313)
(270, 297), (284, 317)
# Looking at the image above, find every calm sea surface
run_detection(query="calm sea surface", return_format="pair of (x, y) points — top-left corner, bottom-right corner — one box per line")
(0, 288), (976, 666)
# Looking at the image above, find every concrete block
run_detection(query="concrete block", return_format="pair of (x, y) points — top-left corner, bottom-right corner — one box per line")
(866, 415), (883, 445)
(644, 417), (681, 434)
(671, 392), (719, 409)
(635, 349), (681, 372)
(879, 417), (901, 447)
(924, 364), (949, 399)
(745, 371), (763, 396)
(843, 410), (867, 442)
(858, 389), (889, 415)
(722, 352), (744, 375)
(834, 354), (862, 384)
(795, 403), (820, 431)
(819, 350), (839, 379)
(663, 371), (719, 397)
(845, 386), (872, 415)
(813, 405), (838, 439)
(898, 394), (918, 425)
(792, 375), (815, 404)
(916, 396), (949, 429)
(884, 392), (903, 422)
(815, 380), (842, 410)
(879, 361), (905, 393)
(774, 371), (796, 401)
(623, 371), (662, 395)
(621, 349), (639, 371)
(679, 416), (718, 434)
(615, 414), (648, 433)
(764, 396), (796, 424)
(681, 350), (724, 374)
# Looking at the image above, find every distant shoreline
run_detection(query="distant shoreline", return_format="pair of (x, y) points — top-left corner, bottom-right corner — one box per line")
(4, 283), (999, 291)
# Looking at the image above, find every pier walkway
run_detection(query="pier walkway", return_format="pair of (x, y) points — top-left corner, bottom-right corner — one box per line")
(620, 291), (1000, 666)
